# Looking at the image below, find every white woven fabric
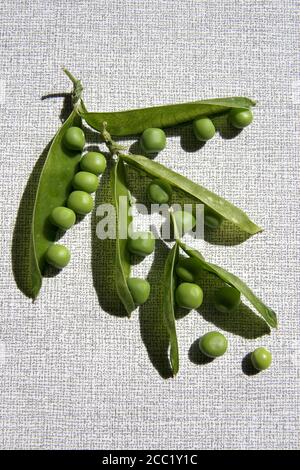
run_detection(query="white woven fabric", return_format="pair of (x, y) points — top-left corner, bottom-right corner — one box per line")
(0, 0), (299, 450)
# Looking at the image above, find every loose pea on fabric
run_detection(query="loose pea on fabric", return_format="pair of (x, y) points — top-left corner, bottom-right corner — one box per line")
(199, 331), (228, 358)
(251, 347), (272, 371)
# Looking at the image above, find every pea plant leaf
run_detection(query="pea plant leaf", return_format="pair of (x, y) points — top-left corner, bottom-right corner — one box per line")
(163, 241), (180, 376)
(179, 241), (278, 328)
(111, 158), (136, 316)
(120, 153), (262, 235)
(81, 97), (256, 136)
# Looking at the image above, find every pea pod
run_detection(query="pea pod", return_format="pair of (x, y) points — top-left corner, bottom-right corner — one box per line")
(29, 71), (84, 299)
(80, 97), (255, 136)
(111, 158), (136, 316)
(179, 241), (277, 328)
(119, 153), (262, 235)
(163, 241), (180, 376)
(29, 111), (82, 299)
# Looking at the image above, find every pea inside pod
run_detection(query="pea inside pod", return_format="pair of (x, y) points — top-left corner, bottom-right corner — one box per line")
(50, 206), (76, 231)
(63, 126), (85, 151)
(193, 117), (215, 142)
(72, 171), (99, 193)
(80, 151), (107, 175)
(127, 278), (150, 305)
(45, 244), (71, 269)
(148, 179), (172, 204)
(67, 190), (94, 215)
(140, 128), (166, 154)
(127, 231), (155, 257)
(175, 282), (203, 309)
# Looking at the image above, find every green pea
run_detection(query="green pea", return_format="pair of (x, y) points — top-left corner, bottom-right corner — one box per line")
(228, 108), (253, 129)
(63, 126), (85, 151)
(140, 128), (166, 154)
(45, 244), (71, 269)
(193, 117), (216, 141)
(172, 210), (196, 235)
(67, 190), (94, 215)
(175, 257), (202, 282)
(251, 347), (272, 371)
(214, 286), (241, 313)
(50, 206), (76, 231)
(175, 282), (203, 309)
(199, 331), (228, 358)
(127, 231), (155, 257)
(204, 210), (223, 229)
(127, 278), (150, 305)
(147, 179), (172, 204)
(72, 171), (99, 193)
(80, 152), (107, 175)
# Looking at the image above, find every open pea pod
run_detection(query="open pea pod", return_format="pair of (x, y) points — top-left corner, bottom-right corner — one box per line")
(111, 158), (136, 316)
(179, 241), (278, 328)
(119, 153), (262, 235)
(29, 110), (82, 299)
(80, 97), (255, 136)
(163, 241), (180, 376)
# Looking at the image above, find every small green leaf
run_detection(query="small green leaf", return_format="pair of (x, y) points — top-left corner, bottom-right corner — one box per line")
(120, 153), (262, 235)
(163, 242), (180, 376)
(111, 158), (136, 316)
(81, 97), (256, 136)
(179, 242), (277, 328)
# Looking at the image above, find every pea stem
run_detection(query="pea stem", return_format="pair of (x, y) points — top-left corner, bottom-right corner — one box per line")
(101, 122), (127, 157)
(63, 68), (84, 109)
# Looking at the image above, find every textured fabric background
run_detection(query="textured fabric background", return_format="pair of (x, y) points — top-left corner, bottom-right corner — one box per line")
(0, 0), (299, 450)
